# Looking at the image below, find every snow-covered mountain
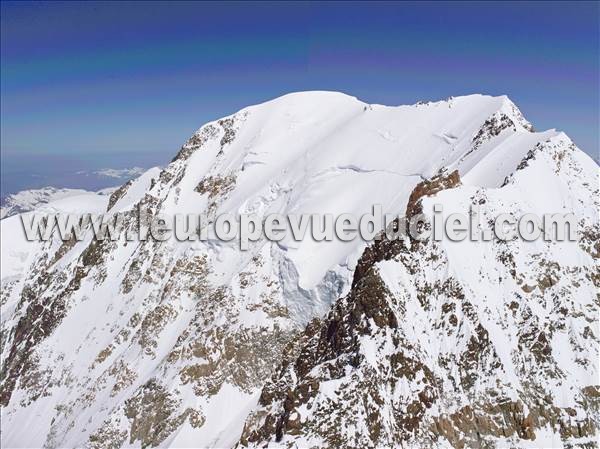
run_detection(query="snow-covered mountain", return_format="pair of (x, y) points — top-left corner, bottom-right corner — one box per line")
(0, 92), (597, 448)
(94, 167), (147, 179)
(0, 187), (115, 220)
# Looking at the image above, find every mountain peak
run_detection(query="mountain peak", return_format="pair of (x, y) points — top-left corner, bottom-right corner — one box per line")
(1, 92), (596, 449)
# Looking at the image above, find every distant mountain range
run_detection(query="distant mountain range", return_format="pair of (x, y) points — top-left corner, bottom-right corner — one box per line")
(0, 186), (114, 220)
(0, 167), (152, 219)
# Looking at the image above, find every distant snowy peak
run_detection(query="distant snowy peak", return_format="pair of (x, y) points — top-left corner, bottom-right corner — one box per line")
(92, 167), (146, 179)
(0, 187), (108, 219)
(74, 166), (147, 179)
(0, 166), (162, 219)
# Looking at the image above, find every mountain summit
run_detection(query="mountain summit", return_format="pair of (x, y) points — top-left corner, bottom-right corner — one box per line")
(1, 92), (598, 448)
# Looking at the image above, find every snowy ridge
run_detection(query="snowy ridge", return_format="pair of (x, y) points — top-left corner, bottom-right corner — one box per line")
(0, 92), (597, 448)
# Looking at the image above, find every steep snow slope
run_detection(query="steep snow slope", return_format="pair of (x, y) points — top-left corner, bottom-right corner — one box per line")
(0, 92), (597, 449)
(0, 192), (109, 282)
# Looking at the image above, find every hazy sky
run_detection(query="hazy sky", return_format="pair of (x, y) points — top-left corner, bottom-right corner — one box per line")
(1, 1), (598, 168)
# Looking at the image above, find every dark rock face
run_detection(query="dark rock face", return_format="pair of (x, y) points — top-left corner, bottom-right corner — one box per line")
(353, 170), (460, 288)
(405, 170), (461, 219)
(107, 180), (133, 212)
(471, 113), (517, 149)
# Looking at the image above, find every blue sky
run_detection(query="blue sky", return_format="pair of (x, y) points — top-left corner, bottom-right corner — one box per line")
(1, 1), (598, 178)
